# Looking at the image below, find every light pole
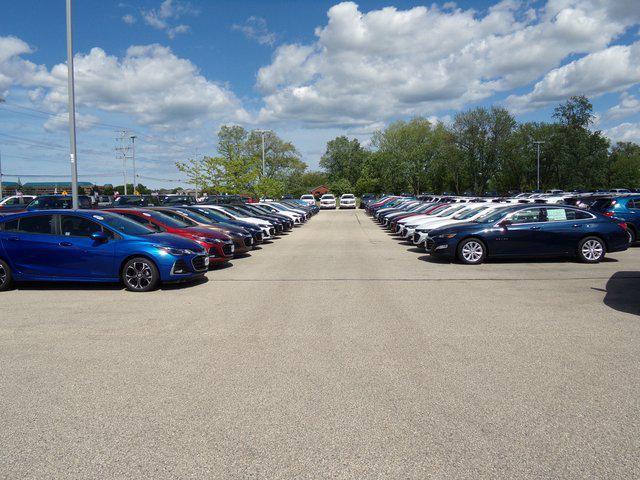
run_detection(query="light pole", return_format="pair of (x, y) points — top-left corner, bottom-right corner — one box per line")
(130, 135), (137, 194)
(533, 140), (545, 191)
(66, 0), (79, 209)
(0, 96), (4, 199)
(256, 130), (269, 177)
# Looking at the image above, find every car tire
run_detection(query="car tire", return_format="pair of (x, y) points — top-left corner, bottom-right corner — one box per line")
(122, 257), (160, 292)
(0, 259), (14, 291)
(457, 238), (486, 265)
(627, 227), (636, 245)
(578, 236), (605, 263)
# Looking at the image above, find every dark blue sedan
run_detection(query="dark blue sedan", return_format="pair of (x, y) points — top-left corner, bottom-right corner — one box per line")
(426, 205), (629, 264)
(0, 210), (209, 291)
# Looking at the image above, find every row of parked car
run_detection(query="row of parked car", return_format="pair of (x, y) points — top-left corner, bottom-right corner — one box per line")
(364, 195), (630, 265)
(0, 196), (319, 292)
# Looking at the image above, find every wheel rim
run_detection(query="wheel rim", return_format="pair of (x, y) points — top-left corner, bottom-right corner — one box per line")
(125, 261), (153, 290)
(582, 240), (604, 261)
(461, 241), (483, 263)
(0, 264), (6, 287)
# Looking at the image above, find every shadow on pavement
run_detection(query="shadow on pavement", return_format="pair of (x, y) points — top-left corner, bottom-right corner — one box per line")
(10, 275), (209, 292)
(600, 271), (640, 316)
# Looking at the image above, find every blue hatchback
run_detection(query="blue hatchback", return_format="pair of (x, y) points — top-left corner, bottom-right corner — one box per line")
(426, 204), (628, 264)
(590, 195), (640, 243)
(0, 210), (209, 291)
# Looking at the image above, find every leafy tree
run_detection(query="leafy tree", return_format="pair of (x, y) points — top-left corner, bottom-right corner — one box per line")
(329, 178), (354, 197)
(320, 137), (368, 185)
(608, 142), (640, 188)
(553, 95), (594, 129)
(254, 177), (286, 199)
(245, 130), (306, 180)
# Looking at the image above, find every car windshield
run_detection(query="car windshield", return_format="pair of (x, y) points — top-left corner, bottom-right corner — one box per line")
(474, 207), (511, 223)
(189, 208), (222, 222)
(301, 195), (313, 199)
(437, 206), (464, 217)
(321, 195), (334, 199)
(94, 212), (154, 235)
(453, 206), (488, 220)
(115, 196), (145, 206)
(145, 211), (190, 228)
(342, 195), (354, 198)
(178, 209), (212, 224)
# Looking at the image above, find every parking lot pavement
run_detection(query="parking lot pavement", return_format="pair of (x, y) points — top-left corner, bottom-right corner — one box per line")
(1, 209), (640, 479)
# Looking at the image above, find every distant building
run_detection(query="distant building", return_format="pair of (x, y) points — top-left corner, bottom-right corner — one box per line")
(22, 182), (95, 195)
(310, 185), (329, 198)
(1, 181), (21, 196)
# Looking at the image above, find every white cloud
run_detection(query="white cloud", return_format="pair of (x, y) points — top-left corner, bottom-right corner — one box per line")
(0, 37), (249, 130)
(232, 17), (276, 46)
(141, 0), (197, 39)
(122, 14), (136, 25)
(506, 41), (640, 112)
(606, 91), (640, 120)
(256, 1), (640, 128)
(605, 122), (640, 143)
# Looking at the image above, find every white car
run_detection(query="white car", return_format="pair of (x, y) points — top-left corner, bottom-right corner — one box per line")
(259, 202), (305, 224)
(339, 194), (356, 209)
(398, 205), (471, 239)
(197, 205), (274, 238)
(319, 194), (336, 209)
(300, 194), (316, 206)
(0, 195), (36, 210)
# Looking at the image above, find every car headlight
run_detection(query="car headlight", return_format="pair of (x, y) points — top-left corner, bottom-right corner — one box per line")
(155, 245), (195, 255)
(435, 233), (457, 239)
(194, 235), (222, 243)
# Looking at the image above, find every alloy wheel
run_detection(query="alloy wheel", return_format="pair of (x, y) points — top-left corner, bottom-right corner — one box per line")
(461, 241), (484, 263)
(125, 261), (153, 290)
(0, 264), (6, 288)
(581, 239), (604, 261)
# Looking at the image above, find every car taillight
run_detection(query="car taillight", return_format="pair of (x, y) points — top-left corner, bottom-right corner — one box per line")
(604, 211), (614, 217)
(618, 222), (627, 231)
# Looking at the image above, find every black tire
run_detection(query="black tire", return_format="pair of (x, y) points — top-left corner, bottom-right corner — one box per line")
(577, 236), (605, 263)
(0, 259), (14, 291)
(627, 227), (636, 245)
(457, 238), (486, 265)
(122, 257), (160, 292)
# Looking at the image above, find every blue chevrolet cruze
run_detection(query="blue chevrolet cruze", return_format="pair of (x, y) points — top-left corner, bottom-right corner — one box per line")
(0, 210), (209, 291)
(426, 204), (629, 264)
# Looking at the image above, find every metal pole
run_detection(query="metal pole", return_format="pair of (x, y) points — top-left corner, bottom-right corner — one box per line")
(130, 135), (137, 194)
(66, 0), (79, 209)
(534, 141), (545, 191)
(0, 98), (3, 199)
(123, 151), (127, 195)
(261, 131), (266, 177)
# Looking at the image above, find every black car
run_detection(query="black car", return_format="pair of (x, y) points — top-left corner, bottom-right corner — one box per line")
(112, 195), (160, 208)
(426, 204), (628, 264)
(27, 195), (93, 210)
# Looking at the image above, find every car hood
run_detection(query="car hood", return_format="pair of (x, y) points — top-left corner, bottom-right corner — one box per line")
(186, 227), (231, 240)
(428, 222), (486, 236)
(143, 233), (205, 251)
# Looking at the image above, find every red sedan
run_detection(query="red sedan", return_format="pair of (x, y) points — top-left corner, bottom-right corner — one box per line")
(105, 208), (234, 265)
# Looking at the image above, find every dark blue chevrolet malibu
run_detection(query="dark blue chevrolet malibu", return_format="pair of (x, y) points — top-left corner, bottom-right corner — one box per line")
(426, 204), (629, 264)
(0, 210), (209, 291)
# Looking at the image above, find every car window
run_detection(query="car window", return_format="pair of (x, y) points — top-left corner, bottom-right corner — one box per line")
(4, 197), (20, 205)
(156, 210), (198, 226)
(17, 215), (55, 234)
(510, 208), (544, 224)
(3, 219), (20, 231)
(121, 213), (163, 232)
(61, 215), (104, 237)
(628, 199), (640, 209)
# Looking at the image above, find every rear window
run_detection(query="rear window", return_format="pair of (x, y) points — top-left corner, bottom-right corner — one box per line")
(13, 215), (55, 234)
(589, 198), (615, 212)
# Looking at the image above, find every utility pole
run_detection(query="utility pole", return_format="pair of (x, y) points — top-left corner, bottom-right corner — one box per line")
(115, 130), (132, 195)
(66, 0), (79, 209)
(533, 141), (545, 191)
(256, 130), (269, 177)
(130, 135), (137, 194)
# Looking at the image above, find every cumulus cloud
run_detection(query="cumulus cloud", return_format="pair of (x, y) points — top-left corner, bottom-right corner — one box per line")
(232, 17), (276, 46)
(606, 91), (640, 120)
(0, 36), (249, 130)
(141, 0), (197, 39)
(606, 122), (640, 143)
(506, 42), (640, 112)
(122, 14), (136, 25)
(256, 0), (640, 128)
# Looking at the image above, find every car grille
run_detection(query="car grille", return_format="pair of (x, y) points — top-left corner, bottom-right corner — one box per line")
(255, 232), (263, 242)
(244, 236), (253, 247)
(192, 255), (208, 271)
(425, 238), (435, 251)
(269, 227), (275, 235)
(413, 232), (420, 243)
(222, 243), (233, 256)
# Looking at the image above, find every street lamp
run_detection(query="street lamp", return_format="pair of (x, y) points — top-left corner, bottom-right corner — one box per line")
(0, 97), (4, 199)
(130, 135), (137, 194)
(255, 129), (270, 177)
(533, 140), (545, 191)
(66, 0), (80, 209)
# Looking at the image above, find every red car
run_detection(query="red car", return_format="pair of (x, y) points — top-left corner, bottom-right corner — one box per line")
(106, 208), (234, 265)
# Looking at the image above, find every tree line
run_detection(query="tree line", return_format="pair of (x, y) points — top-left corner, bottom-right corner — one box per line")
(177, 96), (640, 198)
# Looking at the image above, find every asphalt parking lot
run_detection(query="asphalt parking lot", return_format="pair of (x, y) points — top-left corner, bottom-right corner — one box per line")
(1, 209), (639, 479)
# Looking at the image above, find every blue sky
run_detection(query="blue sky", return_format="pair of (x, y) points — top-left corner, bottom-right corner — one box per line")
(1, 0), (639, 188)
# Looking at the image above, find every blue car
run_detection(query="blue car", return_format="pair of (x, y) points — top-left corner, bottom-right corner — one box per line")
(0, 210), (209, 291)
(589, 195), (640, 244)
(426, 204), (628, 264)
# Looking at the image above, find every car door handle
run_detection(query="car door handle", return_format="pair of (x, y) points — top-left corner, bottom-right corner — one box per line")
(572, 224), (583, 228)
(530, 226), (541, 230)
(59, 242), (73, 247)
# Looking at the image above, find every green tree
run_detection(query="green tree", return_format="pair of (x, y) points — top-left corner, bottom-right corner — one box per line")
(320, 137), (368, 185)
(254, 177), (286, 199)
(608, 142), (640, 188)
(246, 130), (306, 180)
(329, 178), (354, 197)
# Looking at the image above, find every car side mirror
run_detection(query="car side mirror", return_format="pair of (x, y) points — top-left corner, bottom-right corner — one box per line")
(91, 231), (109, 243)
(498, 219), (512, 228)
